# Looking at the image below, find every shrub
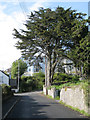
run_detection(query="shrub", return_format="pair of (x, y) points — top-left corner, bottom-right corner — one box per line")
(53, 73), (79, 85)
(33, 71), (45, 81)
(20, 72), (45, 92)
(21, 75), (33, 81)
(33, 71), (45, 89)
(1, 84), (13, 100)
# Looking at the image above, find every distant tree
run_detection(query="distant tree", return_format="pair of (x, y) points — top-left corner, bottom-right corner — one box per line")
(13, 7), (88, 86)
(11, 59), (27, 79)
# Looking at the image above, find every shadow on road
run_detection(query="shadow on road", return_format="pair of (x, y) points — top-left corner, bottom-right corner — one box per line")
(3, 92), (90, 120)
(5, 93), (49, 118)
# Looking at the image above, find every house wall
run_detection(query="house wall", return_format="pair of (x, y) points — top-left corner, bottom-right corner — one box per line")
(20, 56), (45, 76)
(62, 58), (76, 74)
(0, 71), (9, 85)
(0, 86), (2, 120)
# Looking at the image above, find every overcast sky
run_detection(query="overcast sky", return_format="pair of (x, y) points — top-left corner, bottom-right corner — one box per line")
(0, 0), (89, 70)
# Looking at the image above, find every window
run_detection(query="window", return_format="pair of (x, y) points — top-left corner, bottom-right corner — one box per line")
(34, 67), (39, 72)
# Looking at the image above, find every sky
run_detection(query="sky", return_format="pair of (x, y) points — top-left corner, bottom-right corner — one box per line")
(0, 0), (89, 70)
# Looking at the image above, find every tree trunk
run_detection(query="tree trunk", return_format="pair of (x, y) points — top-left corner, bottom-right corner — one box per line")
(45, 56), (47, 86)
(51, 62), (57, 83)
(46, 57), (51, 87)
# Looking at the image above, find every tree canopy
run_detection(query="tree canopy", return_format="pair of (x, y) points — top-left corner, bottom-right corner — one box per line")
(13, 6), (89, 86)
(11, 59), (27, 79)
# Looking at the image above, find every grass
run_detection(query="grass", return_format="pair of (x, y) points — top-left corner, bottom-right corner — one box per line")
(47, 95), (53, 99)
(51, 80), (88, 90)
(59, 100), (90, 117)
(55, 96), (60, 100)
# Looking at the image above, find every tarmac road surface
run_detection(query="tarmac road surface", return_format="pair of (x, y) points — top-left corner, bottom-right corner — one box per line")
(3, 91), (89, 119)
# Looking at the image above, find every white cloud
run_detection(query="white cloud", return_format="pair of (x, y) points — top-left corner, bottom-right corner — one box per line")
(0, 4), (27, 70)
(28, 0), (49, 12)
(0, 0), (88, 70)
(29, 0), (45, 11)
(12, 12), (27, 28)
(0, 4), (6, 11)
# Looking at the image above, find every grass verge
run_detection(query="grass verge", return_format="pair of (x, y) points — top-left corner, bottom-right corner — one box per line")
(59, 100), (90, 117)
(42, 93), (90, 117)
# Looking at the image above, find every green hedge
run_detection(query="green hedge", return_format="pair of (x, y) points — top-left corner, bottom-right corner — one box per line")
(53, 73), (79, 85)
(20, 72), (45, 92)
(1, 84), (12, 95)
(1, 84), (13, 101)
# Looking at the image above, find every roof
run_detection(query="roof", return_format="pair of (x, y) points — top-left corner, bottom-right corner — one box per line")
(0, 70), (9, 77)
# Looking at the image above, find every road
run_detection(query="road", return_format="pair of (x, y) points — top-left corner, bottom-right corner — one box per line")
(3, 91), (89, 119)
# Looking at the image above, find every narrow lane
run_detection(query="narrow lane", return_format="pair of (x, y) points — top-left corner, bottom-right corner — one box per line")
(5, 92), (89, 119)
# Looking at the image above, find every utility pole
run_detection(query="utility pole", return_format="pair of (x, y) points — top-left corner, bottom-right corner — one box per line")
(18, 61), (19, 92)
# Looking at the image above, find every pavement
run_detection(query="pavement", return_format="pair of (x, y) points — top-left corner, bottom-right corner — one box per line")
(2, 91), (89, 119)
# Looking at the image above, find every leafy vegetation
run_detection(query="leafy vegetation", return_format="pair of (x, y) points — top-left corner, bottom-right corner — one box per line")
(67, 32), (90, 77)
(11, 59), (27, 79)
(80, 80), (90, 107)
(13, 6), (89, 86)
(19, 72), (45, 92)
(59, 100), (90, 117)
(1, 84), (13, 100)
(52, 73), (79, 85)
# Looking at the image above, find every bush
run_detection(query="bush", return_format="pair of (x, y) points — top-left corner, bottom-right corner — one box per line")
(33, 71), (45, 89)
(1, 84), (12, 95)
(20, 72), (45, 92)
(53, 73), (79, 85)
(33, 71), (45, 81)
(20, 76), (33, 92)
(1, 84), (13, 101)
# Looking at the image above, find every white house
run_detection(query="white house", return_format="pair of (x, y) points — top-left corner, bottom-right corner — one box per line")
(20, 56), (45, 76)
(20, 56), (79, 76)
(61, 58), (79, 74)
(0, 70), (9, 86)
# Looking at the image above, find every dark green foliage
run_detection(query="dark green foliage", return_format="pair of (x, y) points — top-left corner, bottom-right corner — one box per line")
(20, 72), (45, 92)
(20, 80), (32, 92)
(20, 76), (35, 92)
(33, 71), (45, 81)
(67, 25), (90, 77)
(52, 73), (79, 85)
(33, 71), (45, 89)
(11, 59), (27, 79)
(1, 84), (13, 97)
(13, 6), (89, 86)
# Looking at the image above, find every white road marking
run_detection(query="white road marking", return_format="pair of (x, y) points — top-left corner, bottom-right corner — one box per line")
(3, 98), (20, 119)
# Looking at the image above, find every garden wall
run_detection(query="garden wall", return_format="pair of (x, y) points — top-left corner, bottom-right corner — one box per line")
(43, 85), (48, 95)
(43, 85), (59, 98)
(60, 85), (90, 114)
(48, 88), (59, 98)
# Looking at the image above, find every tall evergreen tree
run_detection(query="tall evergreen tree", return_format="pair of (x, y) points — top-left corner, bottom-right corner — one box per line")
(13, 7), (88, 86)
(67, 17), (90, 77)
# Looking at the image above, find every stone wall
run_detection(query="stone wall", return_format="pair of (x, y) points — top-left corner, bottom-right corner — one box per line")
(60, 85), (89, 114)
(43, 85), (48, 95)
(43, 85), (59, 98)
(48, 88), (56, 98)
